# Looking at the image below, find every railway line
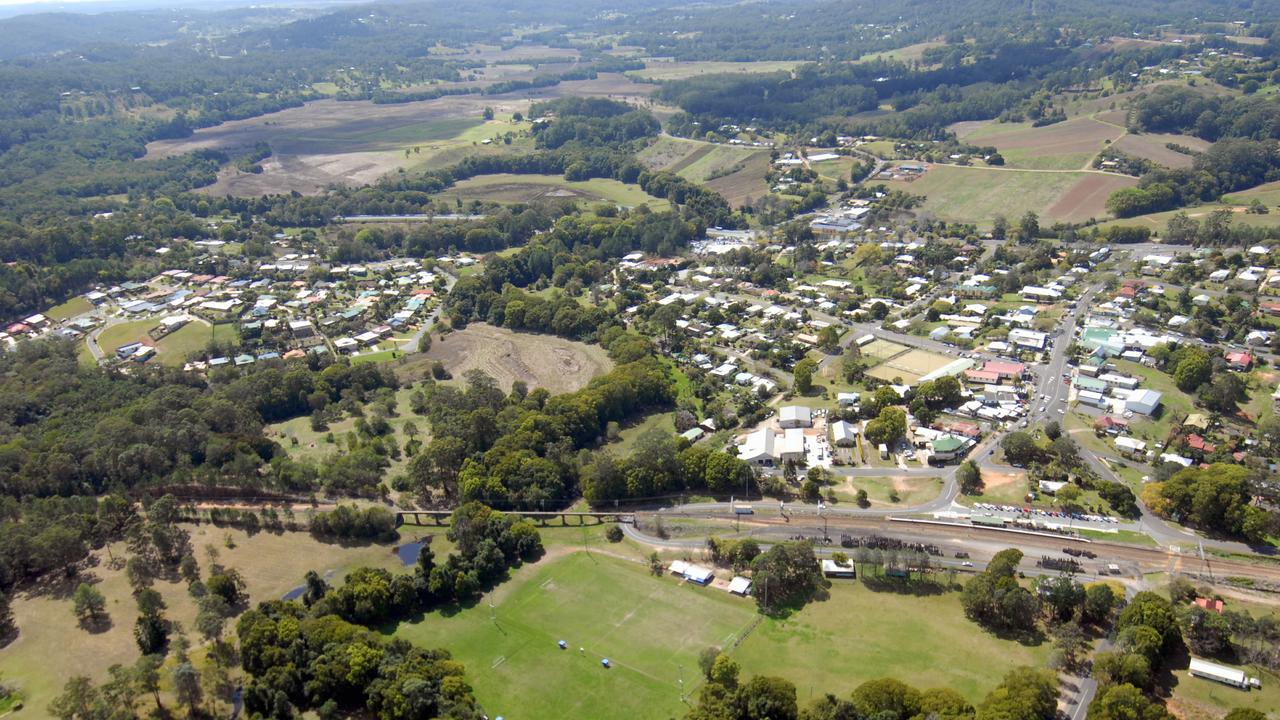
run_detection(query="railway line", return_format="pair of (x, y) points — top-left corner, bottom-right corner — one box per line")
(632, 510), (1280, 584)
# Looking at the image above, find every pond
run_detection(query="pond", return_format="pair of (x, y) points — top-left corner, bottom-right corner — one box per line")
(396, 538), (430, 566)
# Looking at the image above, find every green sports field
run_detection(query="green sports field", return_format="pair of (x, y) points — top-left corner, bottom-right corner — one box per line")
(732, 580), (1051, 703)
(391, 552), (758, 720)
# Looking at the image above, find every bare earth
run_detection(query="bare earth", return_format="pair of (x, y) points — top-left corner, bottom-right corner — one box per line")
(1111, 133), (1211, 169)
(1048, 174), (1138, 223)
(408, 323), (613, 394)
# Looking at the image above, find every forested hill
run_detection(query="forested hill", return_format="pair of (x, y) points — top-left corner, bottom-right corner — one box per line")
(598, 0), (1275, 62)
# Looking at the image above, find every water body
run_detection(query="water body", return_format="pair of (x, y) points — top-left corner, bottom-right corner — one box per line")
(396, 540), (426, 566)
(281, 585), (306, 601)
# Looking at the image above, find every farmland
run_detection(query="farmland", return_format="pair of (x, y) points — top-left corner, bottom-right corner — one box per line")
(957, 117), (1124, 171)
(626, 60), (801, 81)
(144, 75), (660, 197)
(638, 136), (771, 208)
(437, 173), (669, 209)
(883, 165), (1135, 226)
(1110, 132), (1211, 169)
(1097, 204), (1280, 233)
(403, 323), (614, 394)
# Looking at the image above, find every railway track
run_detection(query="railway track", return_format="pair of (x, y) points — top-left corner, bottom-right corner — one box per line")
(637, 511), (1280, 583)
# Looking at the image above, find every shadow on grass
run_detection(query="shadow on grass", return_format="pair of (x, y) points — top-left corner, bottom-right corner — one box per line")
(984, 624), (1046, 647)
(78, 614), (114, 634)
(859, 576), (952, 596)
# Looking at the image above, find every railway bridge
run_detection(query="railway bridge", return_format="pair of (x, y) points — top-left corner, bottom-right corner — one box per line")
(396, 510), (635, 527)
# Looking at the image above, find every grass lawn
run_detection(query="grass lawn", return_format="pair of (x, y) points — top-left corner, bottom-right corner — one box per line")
(390, 552), (759, 720)
(1112, 360), (1193, 444)
(1076, 528), (1160, 546)
(609, 411), (677, 456)
(44, 296), (91, 321)
(832, 475), (943, 507)
(1168, 666), (1280, 720)
(732, 580), (1050, 703)
(154, 320), (234, 366)
(95, 319), (158, 354)
(858, 140), (898, 158)
(997, 148), (1097, 171)
(350, 348), (405, 365)
(958, 470), (1030, 506)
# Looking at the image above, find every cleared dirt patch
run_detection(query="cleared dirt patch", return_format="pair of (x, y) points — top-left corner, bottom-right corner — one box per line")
(404, 323), (613, 393)
(1046, 173), (1138, 223)
(1111, 132), (1210, 169)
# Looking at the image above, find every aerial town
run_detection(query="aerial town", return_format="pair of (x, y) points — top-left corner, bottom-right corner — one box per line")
(0, 2), (1279, 720)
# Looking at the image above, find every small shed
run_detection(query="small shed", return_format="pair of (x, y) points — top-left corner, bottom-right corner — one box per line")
(728, 576), (752, 596)
(822, 559), (856, 578)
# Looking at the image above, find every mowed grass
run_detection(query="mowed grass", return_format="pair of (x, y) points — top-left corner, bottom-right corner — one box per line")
(44, 296), (91, 321)
(439, 173), (670, 209)
(391, 552), (759, 720)
(95, 318), (158, 353)
(733, 580), (1050, 703)
(833, 475), (944, 506)
(1110, 359), (1193, 444)
(610, 410), (677, 456)
(154, 321), (238, 366)
(0, 525), (408, 717)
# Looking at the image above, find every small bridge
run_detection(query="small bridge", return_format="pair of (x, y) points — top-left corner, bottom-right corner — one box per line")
(396, 510), (636, 527)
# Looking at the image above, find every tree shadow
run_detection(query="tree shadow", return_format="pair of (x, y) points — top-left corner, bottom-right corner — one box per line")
(859, 576), (950, 596)
(78, 614), (114, 634)
(986, 624), (1046, 647)
(24, 568), (87, 600)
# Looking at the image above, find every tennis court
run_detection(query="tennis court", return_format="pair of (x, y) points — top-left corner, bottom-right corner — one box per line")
(866, 348), (953, 385)
(861, 339), (911, 362)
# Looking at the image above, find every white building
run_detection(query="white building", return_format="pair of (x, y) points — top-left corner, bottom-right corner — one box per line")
(779, 406), (813, 428)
